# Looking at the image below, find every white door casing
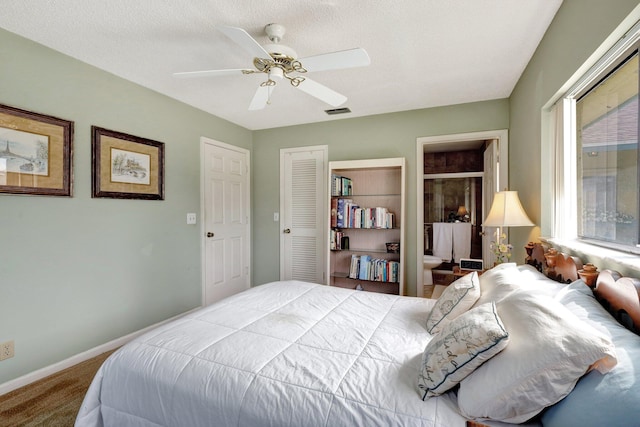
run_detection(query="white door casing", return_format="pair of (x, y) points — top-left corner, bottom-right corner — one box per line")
(280, 146), (327, 284)
(416, 130), (508, 297)
(201, 138), (250, 305)
(483, 139), (499, 266)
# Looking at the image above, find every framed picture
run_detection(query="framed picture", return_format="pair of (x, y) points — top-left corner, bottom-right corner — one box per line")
(91, 126), (165, 200)
(0, 103), (73, 196)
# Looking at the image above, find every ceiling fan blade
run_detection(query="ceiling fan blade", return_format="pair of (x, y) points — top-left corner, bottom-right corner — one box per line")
(296, 77), (347, 107)
(249, 85), (272, 110)
(217, 26), (271, 59)
(173, 69), (250, 78)
(299, 48), (371, 72)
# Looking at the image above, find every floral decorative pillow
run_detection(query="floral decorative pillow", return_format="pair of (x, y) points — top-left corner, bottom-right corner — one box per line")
(418, 302), (509, 398)
(426, 271), (480, 334)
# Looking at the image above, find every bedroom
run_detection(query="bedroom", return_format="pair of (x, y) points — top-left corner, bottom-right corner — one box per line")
(1, 0), (640, 422)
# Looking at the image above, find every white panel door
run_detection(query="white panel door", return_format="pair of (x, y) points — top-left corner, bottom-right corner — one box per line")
(203, 140), (250, 305)
(280, 146), (327, 284)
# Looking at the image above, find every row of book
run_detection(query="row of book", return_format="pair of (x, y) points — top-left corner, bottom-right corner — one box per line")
(349, 255), (400, 283)
(331, 174), (353, 196)
(331, 198), (394, 229)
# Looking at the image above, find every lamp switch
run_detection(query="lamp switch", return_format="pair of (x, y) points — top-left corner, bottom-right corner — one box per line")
(273, 212), (279, 222)
(186, 213), (197, 225)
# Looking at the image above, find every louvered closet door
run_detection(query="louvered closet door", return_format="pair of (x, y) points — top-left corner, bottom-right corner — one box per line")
(280, 147), (327, 284)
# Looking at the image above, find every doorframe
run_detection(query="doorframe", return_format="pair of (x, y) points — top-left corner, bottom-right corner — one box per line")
(279, 145), (328, 282)
(200, 136), (251, 305)
(416, 129), (508, 297)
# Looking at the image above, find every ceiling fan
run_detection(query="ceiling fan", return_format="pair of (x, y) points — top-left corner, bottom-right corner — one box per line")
(174, 23), (371, 110)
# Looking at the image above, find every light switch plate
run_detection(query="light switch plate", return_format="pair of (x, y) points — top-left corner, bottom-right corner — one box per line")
(186, 213), (197, 225)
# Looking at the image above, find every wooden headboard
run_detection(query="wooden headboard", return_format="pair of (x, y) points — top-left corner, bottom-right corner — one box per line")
(525, 242), (640, 335)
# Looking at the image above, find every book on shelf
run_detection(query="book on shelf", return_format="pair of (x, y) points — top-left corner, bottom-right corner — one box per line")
(334, 200), (394, 229)
(330, 198), (338, 228)
(358, 255), (371, 280)
(331, 173), (340, 196)
(330, 229), (344, 250)
(331, 174), (353, 196)
(349, 254), (360, 279)
(342, 176), (352, 195)
(346, 254), (399, 283)
(336, 198), (353, 228)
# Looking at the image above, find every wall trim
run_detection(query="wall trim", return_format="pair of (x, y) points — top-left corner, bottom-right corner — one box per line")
(0, 307), (201, 397)
(415, 129), (509, 298)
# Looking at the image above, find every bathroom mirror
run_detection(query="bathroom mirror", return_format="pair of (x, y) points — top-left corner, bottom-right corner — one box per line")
(424, 176), (483, 260)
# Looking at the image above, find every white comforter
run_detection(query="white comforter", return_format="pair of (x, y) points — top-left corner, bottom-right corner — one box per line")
(75, 280), (469, 427)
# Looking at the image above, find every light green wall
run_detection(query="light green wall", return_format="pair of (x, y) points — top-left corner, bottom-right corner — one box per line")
(253, 101), (510, 295)
(0, 28), (251, 384)
(509, 0), (640, 264)
(5, 0), (637, 388)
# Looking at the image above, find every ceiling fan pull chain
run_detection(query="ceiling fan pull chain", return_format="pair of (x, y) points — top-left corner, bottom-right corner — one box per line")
(267, 85), (273, 106)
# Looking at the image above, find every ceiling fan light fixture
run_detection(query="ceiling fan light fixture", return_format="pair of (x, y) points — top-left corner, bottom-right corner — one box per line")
(269, 67), (284, 79)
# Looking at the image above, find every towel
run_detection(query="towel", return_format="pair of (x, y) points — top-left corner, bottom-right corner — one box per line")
(452, 222), (472, 263)
(432, 223), (453, 262)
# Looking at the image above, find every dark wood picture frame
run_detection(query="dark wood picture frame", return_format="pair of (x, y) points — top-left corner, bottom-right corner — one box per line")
(91, 126), (165, 200)
(0, 103), (73, 196)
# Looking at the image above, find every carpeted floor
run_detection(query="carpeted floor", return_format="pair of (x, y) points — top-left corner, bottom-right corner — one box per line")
(0, 350), (115, 427)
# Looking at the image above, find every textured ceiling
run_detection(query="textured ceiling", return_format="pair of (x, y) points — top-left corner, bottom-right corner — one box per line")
(0, 0), (562, 130)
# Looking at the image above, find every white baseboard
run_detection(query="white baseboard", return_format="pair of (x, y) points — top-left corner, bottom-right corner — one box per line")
(0, 307), (201, 396)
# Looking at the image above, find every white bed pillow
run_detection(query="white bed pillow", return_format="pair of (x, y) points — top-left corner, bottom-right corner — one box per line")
(425, 271), (480, 334)
(472, 262), (521, 308)
(418, 302), (509, 398)
(543, 282), (640, 427)
(458, 291), (617, 424)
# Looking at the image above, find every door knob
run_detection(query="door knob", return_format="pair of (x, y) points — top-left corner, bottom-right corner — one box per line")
(283, 228), (291, 234)
(206, 232), (214, 238)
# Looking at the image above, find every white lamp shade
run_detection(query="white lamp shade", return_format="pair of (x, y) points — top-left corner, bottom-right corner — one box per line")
(483, 191), (534, 227)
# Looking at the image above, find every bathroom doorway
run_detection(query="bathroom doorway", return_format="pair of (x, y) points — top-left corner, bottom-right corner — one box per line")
(416, 130), (508, 297)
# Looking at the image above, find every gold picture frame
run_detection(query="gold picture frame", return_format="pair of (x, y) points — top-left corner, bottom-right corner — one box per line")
(0, 103), (73, 196)
(91, 126), (165, 200)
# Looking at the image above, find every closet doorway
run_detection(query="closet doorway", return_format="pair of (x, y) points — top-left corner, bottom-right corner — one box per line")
(415, 130), (508, 297)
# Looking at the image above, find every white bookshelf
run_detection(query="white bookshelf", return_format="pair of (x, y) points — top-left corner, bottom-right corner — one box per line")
(327, 157), (406, 295)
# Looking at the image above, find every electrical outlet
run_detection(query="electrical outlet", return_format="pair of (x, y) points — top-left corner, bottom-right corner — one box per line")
(0, 340), (14, 361)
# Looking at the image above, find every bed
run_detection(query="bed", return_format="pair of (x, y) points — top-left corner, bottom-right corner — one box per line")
(75, 244), (640, 427)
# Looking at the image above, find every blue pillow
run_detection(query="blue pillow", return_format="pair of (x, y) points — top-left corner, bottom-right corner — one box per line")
(542, 284), (640, 426)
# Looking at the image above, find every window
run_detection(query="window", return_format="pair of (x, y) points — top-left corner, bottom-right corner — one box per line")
(576, 50), (639, 248)
(552, 21), (640, 255)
